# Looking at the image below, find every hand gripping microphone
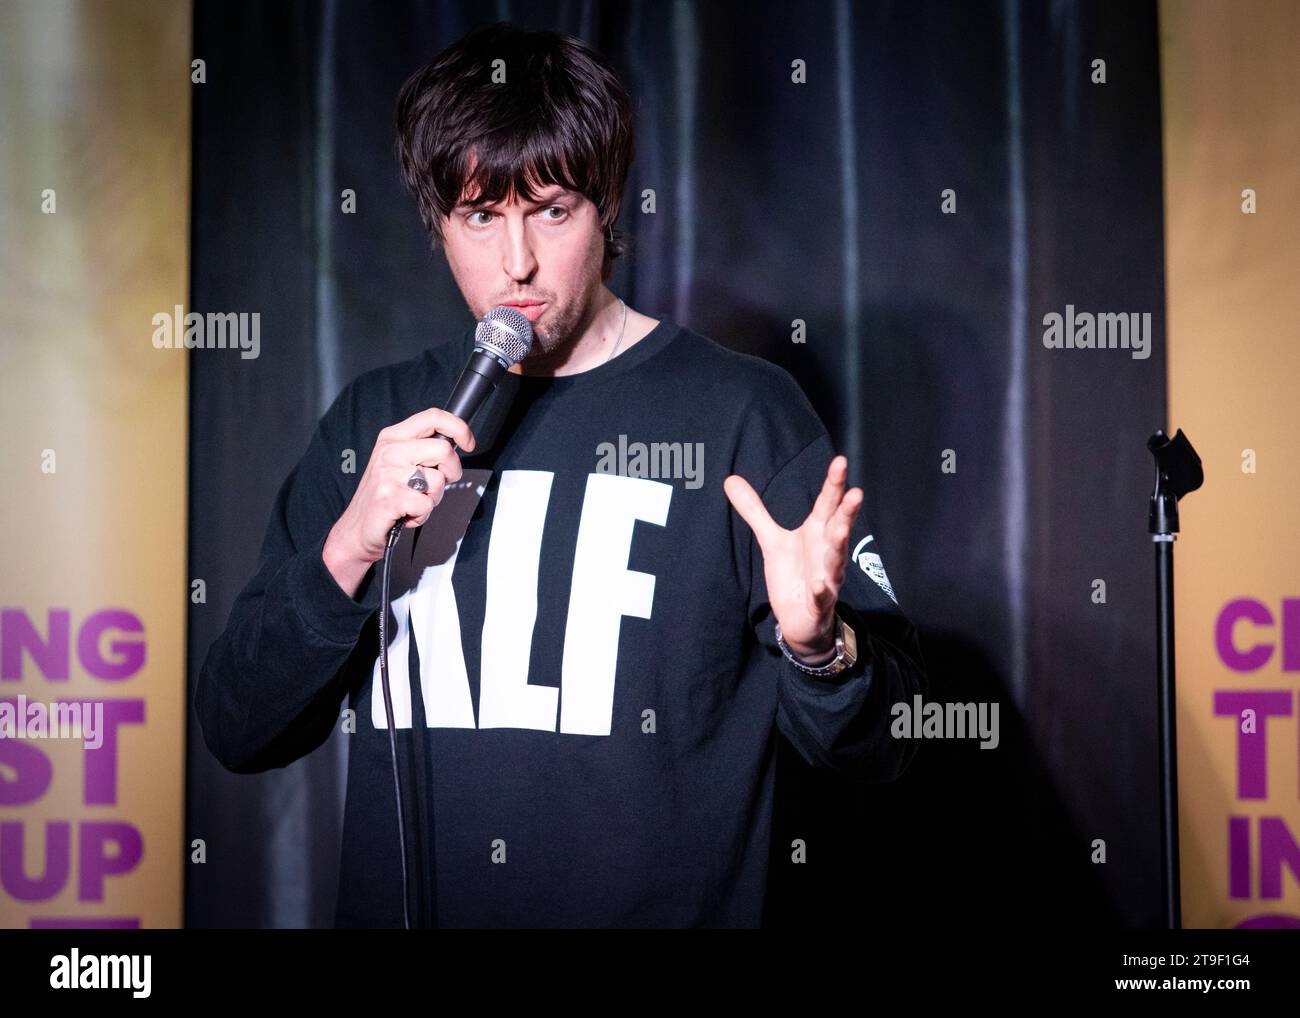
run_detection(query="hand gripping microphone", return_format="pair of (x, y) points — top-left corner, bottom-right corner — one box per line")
(378, 306), (533, 929)
(403, 306), (535, 493)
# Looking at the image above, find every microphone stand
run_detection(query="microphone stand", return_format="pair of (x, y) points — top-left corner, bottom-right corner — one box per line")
(1146, 428), (1202, 930)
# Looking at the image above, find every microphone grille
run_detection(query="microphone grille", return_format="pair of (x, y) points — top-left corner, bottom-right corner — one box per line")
(475, 306), (534, 365)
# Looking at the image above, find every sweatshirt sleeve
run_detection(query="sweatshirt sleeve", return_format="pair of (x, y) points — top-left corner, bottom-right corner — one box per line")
(194, 388), (379, 773)
(748, 431), (928, 781)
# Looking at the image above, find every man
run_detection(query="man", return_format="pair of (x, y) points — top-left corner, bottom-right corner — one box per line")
(195, 21), (927, 928)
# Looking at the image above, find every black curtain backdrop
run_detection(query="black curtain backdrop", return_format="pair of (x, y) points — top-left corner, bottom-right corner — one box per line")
(187, 0), (1166, 929)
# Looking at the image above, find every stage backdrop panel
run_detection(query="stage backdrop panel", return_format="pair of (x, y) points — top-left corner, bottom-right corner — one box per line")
(1160, 0), (1300, 928)
(0, 0), (191, 928)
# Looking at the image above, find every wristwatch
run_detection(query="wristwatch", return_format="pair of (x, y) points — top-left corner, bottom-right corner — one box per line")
(774, 613), (858, 678)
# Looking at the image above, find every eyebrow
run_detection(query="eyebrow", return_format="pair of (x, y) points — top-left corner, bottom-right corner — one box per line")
(453, 188), (574, 212)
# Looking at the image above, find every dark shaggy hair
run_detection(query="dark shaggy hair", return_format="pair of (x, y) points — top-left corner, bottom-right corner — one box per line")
(395, 22), (634, 276)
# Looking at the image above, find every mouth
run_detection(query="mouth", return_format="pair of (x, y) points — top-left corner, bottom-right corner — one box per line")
(501, 301), (547, 322)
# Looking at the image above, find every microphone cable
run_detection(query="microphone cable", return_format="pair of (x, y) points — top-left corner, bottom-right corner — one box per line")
(379, 512), (414, 930)
(378, 433), (459, 931)
(375, 305), (533, 931)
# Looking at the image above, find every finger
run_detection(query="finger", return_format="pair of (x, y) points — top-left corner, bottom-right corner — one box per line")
(386, 438), (464, 483)
(833, 486), (863, 530)
(382, 407), (477, 451)
(436, 452), (462, 486)
(829, 488), (863, 584)
(822, 508), (856, 582)
(397, 487), (434, 527)
(824, 528), (850, 588)
(723, 473), (783, 550)
(810, 455), (848, 524)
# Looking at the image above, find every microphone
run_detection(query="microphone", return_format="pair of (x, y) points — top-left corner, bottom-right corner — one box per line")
(406, 305), (534, 493)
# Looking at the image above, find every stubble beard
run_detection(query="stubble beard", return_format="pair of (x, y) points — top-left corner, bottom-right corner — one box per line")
(513, 266), (603, 369)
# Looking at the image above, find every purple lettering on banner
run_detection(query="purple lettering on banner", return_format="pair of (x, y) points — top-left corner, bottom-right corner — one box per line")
(1235, 913), (1300, 928)
(1286, 599), (1300, 672)
(1213, 690), (1293, 798)
(1, 609), (70, 681)
(0, 820), (69, 901)
(78, 821), (143, 901)
(0, 722), (53, 805)
(30, 917), (140, 929)
(1229, 815), (1251, 898)
(1216, 599), (1273, 672)
(1259, 817), (1300, 898)
(78, 610), (145, 680)
(81, 699), (146, 806)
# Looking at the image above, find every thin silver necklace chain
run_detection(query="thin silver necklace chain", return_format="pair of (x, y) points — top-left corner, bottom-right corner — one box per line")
(603, 298), (629, 364)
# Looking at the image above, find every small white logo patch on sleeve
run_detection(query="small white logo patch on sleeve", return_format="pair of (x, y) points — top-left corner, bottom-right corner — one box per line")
(852, 535), (898, 604)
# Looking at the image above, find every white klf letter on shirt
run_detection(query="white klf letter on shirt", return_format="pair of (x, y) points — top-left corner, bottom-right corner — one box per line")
(479, 470), (557, 730)
(369, 533), (476, 729)
(557, 473), (671, 736)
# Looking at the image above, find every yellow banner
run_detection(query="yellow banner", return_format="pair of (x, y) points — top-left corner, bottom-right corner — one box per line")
(0, 1), (191, 928)
(1161, 0), (1300, 928)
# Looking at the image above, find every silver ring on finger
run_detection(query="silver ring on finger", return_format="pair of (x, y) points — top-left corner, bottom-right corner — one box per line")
(407, 467), (428, 492)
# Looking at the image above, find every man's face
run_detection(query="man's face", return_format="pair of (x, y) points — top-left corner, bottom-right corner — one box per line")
(441, 180), (606, 358)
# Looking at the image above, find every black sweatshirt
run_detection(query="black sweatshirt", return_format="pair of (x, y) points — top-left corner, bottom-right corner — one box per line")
(195, 317), (928, 928)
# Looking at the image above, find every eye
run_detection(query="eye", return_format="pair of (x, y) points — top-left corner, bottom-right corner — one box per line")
(466, 210), (494, 227)
(539, 205), (568, 221)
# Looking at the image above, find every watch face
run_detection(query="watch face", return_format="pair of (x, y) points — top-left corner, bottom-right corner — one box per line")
(841, 621), (858, 664)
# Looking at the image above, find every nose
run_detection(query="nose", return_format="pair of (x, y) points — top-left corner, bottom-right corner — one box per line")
(500, 215), (537, 281)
